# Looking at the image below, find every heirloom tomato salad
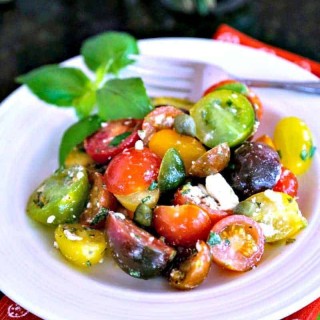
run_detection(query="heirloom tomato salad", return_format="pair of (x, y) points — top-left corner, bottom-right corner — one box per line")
(22, 32), (316, 290)
(26, 79), (315, 290)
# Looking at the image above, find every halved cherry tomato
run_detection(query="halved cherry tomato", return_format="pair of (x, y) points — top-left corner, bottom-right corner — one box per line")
(173, 185), (230, 225)
(148, 129), (206, 171)
(105, 211), (176, 279)
(153, 204), (212, 247)
(188, 143), (230, 177)
(169, 240), (211, 290)
(84, 119), (142, 163)
(203, 79), (263, 121)
(190, 90), (256, 148)
(207, 215), (265, 272)
(55, 223), (106, 267)
(234, 190), (307, 242)
(104, 147), (161, 196)
(273, 166), (298, 197)
(142, 105), (184, 143)
(79, 171), (118, 228)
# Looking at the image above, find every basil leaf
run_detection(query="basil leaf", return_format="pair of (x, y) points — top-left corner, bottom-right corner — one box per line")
(97, 77), (153, 121)
(81, 31), (139, 74)
(59, 115), (102, 166)
(16, 65), (92, 107)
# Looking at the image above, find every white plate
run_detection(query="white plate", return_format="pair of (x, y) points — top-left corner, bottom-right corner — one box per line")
(0, 38), (319, 320)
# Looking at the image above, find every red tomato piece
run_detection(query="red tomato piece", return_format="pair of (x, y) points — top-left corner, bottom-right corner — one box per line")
(208, 215), (265, 272)
(273, 166), (298, 197)
(142, 106), (184, 143)
(153, 204), (212, 247)
(79, 171), (118, 228)
(104, 147), (161, 196)
(204, 79), (263, 121)
(173, 187), (230, 225)
(84, 119), (142, 163)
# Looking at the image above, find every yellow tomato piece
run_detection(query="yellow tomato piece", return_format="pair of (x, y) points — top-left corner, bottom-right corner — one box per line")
(55, 224), (106, 267)
(234, 190), (307, 242)
(148, 129), (206, 171)
(273, 117), (315, 175)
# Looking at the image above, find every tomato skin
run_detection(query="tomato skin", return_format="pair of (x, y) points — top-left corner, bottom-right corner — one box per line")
(208, 215), (265, 272)
(153, 204), (212, 247)
(84, 119), (142, 164)
(273, 116), (315, 175)
(272, 166), (298, 197)
(104, 147), (161, 196)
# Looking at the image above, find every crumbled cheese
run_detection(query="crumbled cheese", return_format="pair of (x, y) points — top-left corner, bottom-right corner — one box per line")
(135, 140), (144, 150)
(53, 241), (59, 249)
(47, 215), (56, 224)
(138, 130), (146, 140)
(205, 174), (239, 210)
(76, 171), (85, 179)
(63, 229), (83, 241)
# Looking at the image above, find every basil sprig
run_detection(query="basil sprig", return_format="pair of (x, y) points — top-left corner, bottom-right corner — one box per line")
(16, 31), (153, 166)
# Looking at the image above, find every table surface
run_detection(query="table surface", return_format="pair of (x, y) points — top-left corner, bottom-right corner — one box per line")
(0, 0), (320, 102)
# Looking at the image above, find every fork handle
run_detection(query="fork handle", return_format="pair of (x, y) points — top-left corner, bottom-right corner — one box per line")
(240, 79), (320, 94)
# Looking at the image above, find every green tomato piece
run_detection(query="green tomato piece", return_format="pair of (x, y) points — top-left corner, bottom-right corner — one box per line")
(158, 148), (186, 192)
(55, 223), (106, 267)
(234, 190), (308, 242)
(190, 89), (255, 148)
(27, 165), (90, 225)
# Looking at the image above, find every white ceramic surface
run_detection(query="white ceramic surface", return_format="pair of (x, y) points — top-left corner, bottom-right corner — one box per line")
(0, 38), (319, 320)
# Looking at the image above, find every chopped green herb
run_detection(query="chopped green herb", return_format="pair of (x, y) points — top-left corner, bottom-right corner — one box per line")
(148, 181), (158, 191)
(277, 150), (282, 159)
(141, 195), (151, 203)
(226, 99), (233, 107)
(90, 207), (109, 226)
(300, 149), (308, 161)
(109, 131), (132, 147)
(86, 260), (92, 267)
(207, 232), (222, 247)
(309, 145), (316, 158)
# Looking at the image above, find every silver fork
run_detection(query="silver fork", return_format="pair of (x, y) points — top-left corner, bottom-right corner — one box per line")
(126, 54), (320, 101)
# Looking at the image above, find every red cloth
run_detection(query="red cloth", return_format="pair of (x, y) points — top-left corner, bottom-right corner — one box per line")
(1, 24), (319, 320)
(0, 294), (319, 319)
(213, 24), (320, 77)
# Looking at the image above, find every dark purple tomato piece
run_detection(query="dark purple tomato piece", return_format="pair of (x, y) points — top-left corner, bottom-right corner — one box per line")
(105, 211), (176, 279)
(229, 141), (281, 199)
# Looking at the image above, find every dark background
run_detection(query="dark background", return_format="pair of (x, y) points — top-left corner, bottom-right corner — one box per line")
(1, 0), (319, 102)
